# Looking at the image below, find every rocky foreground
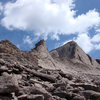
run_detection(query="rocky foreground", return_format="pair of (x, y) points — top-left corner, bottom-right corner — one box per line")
(0, 40), (100, 100)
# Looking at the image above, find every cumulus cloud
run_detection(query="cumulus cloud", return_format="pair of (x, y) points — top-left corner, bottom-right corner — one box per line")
(23, 36), (33, 45)
(1, 0), (100, 40)
(0, 0), (100, 53)
(23, 35), (39, 46)
(95, 44), (100, 50)
(91, 34), (100, 43)
(74, 34), (94, 53)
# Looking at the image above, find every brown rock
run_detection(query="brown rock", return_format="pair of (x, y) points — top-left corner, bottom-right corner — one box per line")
(71, 83), (100, 92)
(18, 94), (27, 100)
(0, 74), (19, 94)
(80, 90), (100, 100)
(72, 95), (85, 100)
(0, 96), (12, 100)
(27, 94), (44, 100)
(0, 66), (8, 72)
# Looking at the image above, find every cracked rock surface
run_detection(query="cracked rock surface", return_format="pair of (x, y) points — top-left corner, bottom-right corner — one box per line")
(0, 40), (100, 100)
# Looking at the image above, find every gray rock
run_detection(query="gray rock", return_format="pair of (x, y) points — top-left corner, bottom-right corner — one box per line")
(18, 94), (27, 100)
(72, 95), (85, 100)
(80, 90), (100, 100)
(0, 96), (12, 100)
(0, 74), (19, 94)
(27, 94), (44, 100)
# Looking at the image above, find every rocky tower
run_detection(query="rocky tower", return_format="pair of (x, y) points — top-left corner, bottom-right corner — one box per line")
(32, 40), (57, 69)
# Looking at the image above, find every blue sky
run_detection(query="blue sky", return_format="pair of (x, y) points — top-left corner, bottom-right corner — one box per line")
(0, 0), (100, 59)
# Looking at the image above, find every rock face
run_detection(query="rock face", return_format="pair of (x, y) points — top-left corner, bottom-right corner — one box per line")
(50, 41), (99, 66)
(0, 73), (19, 94)
(0, 39), (100, 100)
(32, 40), (57, 69)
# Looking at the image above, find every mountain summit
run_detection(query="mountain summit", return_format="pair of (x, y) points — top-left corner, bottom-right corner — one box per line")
(0, 39), (100, 100)
(50, 41), (99, 66)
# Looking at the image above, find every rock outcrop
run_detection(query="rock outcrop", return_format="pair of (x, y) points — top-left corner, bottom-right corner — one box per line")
(32, 40), (57, 69)
(50, 41), (99, 66)
(0, 40), (100, 100)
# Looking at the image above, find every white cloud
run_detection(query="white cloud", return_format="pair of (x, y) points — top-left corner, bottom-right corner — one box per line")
(74, 34), (94, 53)
(0, 0), (100, 40)
(91, 33), (100, 43)
(96, 29), (100, 32)
(1, 0), (100, 53)
(95, 44), (100, 50)
(23, 36), (33, 45)
(23, 35), (39, 46)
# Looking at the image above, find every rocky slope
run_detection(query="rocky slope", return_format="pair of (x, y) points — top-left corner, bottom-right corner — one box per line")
(0, 40), (100, 100)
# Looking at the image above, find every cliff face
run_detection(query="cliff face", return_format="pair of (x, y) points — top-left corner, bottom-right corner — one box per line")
(0, 40), (100, 100)
(32, 40), (57, 69)
(50, 41), (99, 67)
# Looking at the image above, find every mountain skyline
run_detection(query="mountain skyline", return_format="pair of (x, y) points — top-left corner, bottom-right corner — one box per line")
(0, 0), (100, 59)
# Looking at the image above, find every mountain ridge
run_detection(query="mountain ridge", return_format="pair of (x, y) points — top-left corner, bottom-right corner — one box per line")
(0, 39), (100, 100)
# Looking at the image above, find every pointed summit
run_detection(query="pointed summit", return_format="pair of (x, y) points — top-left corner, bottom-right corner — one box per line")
(50, 41), (99, 66)
(35, 40), (46, 48)
(32, 40), (57, 69)
(33, 39), (48, 54)
(50, 41), (79, 59)
(34, 39), (48, 52)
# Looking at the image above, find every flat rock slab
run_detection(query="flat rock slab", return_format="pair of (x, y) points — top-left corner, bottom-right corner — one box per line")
(27, 94), (44, 100)
(80, 90), (100, 100)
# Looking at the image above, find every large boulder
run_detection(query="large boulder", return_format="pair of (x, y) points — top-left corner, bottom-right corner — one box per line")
(27, 94), (44, 100)
(0, 73), (19, 94)
(80, 90), (100, 100)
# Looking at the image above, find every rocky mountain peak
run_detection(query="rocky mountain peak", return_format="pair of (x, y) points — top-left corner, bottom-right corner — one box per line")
(50, 41), (99, 66)
(0, 39), (100, 100)
(34, 39), (48, 52)
(50, 40), (81, 59)
(0, 40), (19, 53)
(35, 40), (46, 48)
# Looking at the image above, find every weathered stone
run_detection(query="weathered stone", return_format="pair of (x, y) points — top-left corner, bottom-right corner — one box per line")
(72, 95), (85, 100)
(22, 86), (51, 100)
(18, 94), (27, 100)
(0, 96), (12, 100)
(0, 39), (100, 100)
(27, 94), (44, 100)
(0, 74), (19, 94)
(52, 96), (66, 100)
(71, 83), (100, 92)
(0, 59), (5, 65)
(53, 91), (72, 99)
(0, 66), (8, 72)
(80, 90), (100, 100)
